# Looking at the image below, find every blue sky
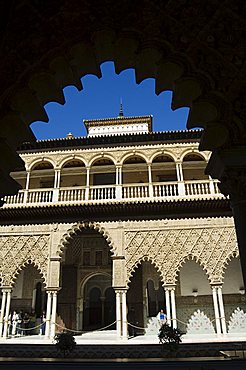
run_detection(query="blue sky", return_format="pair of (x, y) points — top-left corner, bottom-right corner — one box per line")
(31, 62), (189, 140)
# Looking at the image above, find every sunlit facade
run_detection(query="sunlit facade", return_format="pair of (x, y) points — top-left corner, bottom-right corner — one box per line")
(0, 114), (244, 340)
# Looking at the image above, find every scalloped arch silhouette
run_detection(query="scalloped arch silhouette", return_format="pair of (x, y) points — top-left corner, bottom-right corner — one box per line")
(9, 260), (47, 288)
(174, 254), (211, 284)
(58, 221), (116, 257)
(127, 256), (164, 288)
(220, 250), (240, 283)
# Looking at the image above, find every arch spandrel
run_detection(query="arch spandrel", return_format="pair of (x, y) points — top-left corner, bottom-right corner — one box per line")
(0, 234), (49, 287)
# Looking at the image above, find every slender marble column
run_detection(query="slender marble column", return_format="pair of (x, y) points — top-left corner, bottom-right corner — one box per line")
(170, 288), (177, 329)
(3, 290), (11, 338)
(121, 290), (128, 339)
(50, 291), (57, 337)
(165, 288), (171, 326)
(23, 170), (31, 203)
(175, 163), (181, 181)
(116, 166), (122, 200)
(212, 287), (221, 334)
(45, 291), (52, 337)
(217, 286), (227, 334)
(176, 162), (185, 196)
(53, 170), (60, 201)
(147, 163), (153, 198)
(85, 167), (90, 200)
(115, 291), (121, 337)
(0, 290), (7, 337)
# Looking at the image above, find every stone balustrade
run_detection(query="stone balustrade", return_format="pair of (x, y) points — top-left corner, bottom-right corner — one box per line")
(2, 179), (224, 207)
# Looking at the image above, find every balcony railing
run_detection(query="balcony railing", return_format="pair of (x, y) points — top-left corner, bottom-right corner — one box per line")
(3, 179), (224, 208)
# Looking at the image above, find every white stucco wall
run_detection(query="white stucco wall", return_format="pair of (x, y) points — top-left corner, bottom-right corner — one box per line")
(88, 123), (149, 136)
(179, 260), (211, 296)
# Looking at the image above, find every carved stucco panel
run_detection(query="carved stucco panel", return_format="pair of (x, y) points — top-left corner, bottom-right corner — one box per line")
(125, 226), (238, 286)
(0, 234), (50, 286)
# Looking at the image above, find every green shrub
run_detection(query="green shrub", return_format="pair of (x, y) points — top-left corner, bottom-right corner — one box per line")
(158, 323), (183, 354)
(54, 331), (76, 357)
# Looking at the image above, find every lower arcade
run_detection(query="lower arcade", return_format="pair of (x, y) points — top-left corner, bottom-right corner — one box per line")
(0, 215), (245, 342)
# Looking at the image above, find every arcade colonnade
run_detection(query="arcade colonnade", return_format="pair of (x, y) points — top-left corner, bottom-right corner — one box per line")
(0, 217), (241, 338)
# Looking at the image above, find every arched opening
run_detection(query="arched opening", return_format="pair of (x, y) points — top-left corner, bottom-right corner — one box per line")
(182, 153), (208, 181)
(223, 257), (246, 322)
(152, 154), (177, 183)
(89, 158), (116, 200)
(60, 159), (86, 187)
(29, 161), (55, 189)
(90, 158), (116, 186)
(152, 154), (177, 197)
(59, 159), (86, 202)
(127, 261), (165, 334)
(11, 263), (46, 334)
(122, 155), (148, 199)
(177, 259), (213, 333)
(58, 227), (114, 331)
(82, 275), (115, 331)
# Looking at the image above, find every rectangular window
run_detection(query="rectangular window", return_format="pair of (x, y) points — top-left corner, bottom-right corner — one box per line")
(83, 251), (90, 265)
(95, 251), (103, 265)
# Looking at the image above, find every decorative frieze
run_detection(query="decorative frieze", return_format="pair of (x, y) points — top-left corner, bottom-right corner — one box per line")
(125, 220), (238, 285)
(0, 234), (50, 286)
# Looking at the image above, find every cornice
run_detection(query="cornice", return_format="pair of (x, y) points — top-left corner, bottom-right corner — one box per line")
(0, 198), (231, 225)
(18, 130), (203, 154)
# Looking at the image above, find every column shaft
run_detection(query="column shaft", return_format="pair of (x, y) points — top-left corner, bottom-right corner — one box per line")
(165, 288), (171, 326)
(217, 287), (227, 334)
(170, 289), (177, 329)
(148, 163), (153, 198)
(212, 287), (221, 334)
(50, 291), (57, 337)
(85, 167), (90, 200)
(121, 291), (128, 339)
(45, 291), (52, 337)
(0, 290), (7, 337)
(3, 290), (11, 338)
(116, 291), (121, 337)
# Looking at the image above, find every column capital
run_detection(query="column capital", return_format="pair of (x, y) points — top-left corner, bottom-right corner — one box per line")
(45, 287), (61, 292)
(0, 287), (12, 293)
(114, 287), (128, 293)
(211, 284), (223, 290)
(163, 284), (176, 291)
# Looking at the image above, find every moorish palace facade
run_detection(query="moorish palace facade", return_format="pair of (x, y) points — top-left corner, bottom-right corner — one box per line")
(0, 113), (245, 339)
